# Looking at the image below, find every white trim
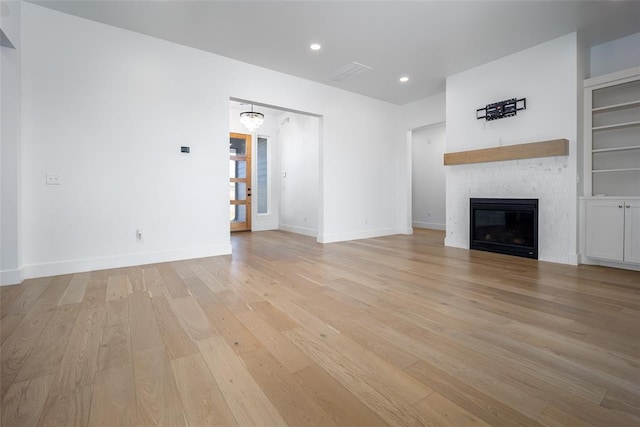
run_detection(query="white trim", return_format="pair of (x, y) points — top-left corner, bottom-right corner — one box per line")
(412, 221), (445, 231)
(444, 236), (465, 249)
(318, 227), (405, 244)
(584, 66), (640, 88)
(252, 221), (279, 231)
(279, 224), (317, 237)
(19, 244), (232, 282)
(579, 255), (640, 271)
(1, 269), (24, 286)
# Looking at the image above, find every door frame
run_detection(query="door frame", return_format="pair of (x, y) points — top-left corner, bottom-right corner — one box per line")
(230, 132), (252, 232)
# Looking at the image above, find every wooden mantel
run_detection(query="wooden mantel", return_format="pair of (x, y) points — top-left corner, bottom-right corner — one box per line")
(443, 138), (569, 166)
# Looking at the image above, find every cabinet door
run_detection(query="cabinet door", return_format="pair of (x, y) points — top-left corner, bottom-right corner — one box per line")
(624, 201), (640, 264)
(585, 200), (625, 261)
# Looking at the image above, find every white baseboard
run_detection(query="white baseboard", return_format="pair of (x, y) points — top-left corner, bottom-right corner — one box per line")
(251, 223), (279, 232)
(278, 224), (317, 238)
(16, 243), (232, 284)
(412, 221), (445, 231)
(567, 252), (579, 266)
(1, 268), (24, 286)
(444, 236), (466, 249)
(318, 227), (404, 244)
(579, 255), (640, 271)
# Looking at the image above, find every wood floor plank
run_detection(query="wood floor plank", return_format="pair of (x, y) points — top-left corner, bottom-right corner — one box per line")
(81, 273), (108, 310)
(170, 353), (237, 427)
(88, 364), (137, 426)
(1, 275), (71, 398)
(187, 260), (229, 293)
(405, 359), (542, 426)
(128, 291), (162, 352)
(50, 307), (106, 397)
(98, 299), (131, 370)
(198, 336), (288, 426)
(38, 384), (93, 427)
(250, 300), (300, 332)
(293, 364), (389, 427)
(415, 391), (491, 426)
(58, 273), (90, 306)
(236, 309), (314, 373)
(105, 274), (130, 302)
(537, 404), (595, 427)
(133, 346), (187, 426)
(200, 301), (262, 355)
(123, 266), (145, 294)
(1, 374), (54, 427)
(150, 295), (199, 360)
(284, 327), (432, 425)
(241, 346), (336, 426)
(157, 264), (189, 299)
(141, 267), (167, 298)
(1, 278), (50, 345)
(171, 295), (216, 341)
(14, 303), (80, 383)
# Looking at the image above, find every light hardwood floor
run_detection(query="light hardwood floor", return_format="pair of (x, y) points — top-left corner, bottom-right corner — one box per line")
(1, 229), (639, 426)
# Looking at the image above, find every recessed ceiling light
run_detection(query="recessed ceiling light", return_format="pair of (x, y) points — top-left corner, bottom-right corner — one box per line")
(399, 76), (409, 83)
(310, 43), (321, 51)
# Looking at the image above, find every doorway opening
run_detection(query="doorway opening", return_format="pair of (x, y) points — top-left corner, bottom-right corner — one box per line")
(411, 123), (446, 231)
(229, 99), (322, 239)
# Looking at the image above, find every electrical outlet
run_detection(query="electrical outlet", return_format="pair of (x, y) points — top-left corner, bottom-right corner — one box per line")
(136, 229), (143, 241)
(46, 173), (61, 185)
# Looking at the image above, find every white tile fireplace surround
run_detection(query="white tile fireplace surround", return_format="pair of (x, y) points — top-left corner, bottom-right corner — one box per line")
(445, 154), (574, 264)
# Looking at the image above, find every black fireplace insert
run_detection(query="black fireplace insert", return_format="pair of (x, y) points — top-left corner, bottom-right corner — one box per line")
(470, 198), (538, 259)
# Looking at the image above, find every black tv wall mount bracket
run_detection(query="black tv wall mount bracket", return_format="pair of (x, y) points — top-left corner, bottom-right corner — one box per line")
(476, 98), (526, 121)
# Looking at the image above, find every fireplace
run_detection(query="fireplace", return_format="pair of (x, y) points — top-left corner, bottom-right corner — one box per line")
(470, 198), (538, 259)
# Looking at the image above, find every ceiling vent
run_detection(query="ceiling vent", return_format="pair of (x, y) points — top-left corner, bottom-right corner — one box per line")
(329, 61), (372, 82)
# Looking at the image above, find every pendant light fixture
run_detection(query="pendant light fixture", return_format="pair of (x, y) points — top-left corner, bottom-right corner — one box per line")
(240, 105), (264, 132)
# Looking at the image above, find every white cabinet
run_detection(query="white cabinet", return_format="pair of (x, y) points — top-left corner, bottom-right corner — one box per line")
(585, 199), (640, 264)
(584, 67), (640, 197)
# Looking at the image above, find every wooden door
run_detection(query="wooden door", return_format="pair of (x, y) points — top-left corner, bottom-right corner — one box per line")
(230, 133), (251, 231)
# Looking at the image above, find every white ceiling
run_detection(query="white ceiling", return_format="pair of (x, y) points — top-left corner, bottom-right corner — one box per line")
(31, 1), (640, 105)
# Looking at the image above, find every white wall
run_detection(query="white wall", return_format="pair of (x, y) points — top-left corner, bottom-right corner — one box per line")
(445, 33), (579, 265)
(10, 3), (404, 282)
(590, 32), (640, 78)
(400, 92), (446, 131)
(412, 123), (446, 230)
(1, 0), (21, 285)
(278, 113), (320, 237)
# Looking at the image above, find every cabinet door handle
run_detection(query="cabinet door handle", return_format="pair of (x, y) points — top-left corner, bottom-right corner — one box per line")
(626, 205), (631, 208)
(619, 205), (623, 208)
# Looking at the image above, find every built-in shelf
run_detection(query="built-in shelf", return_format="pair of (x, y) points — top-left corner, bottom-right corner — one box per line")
(592, 120), (640, 131)
(592, 100), (640, 112)
(592, 168), (640, 173)
(592, 145), (640, 153)
(443, 138), (569, 166)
